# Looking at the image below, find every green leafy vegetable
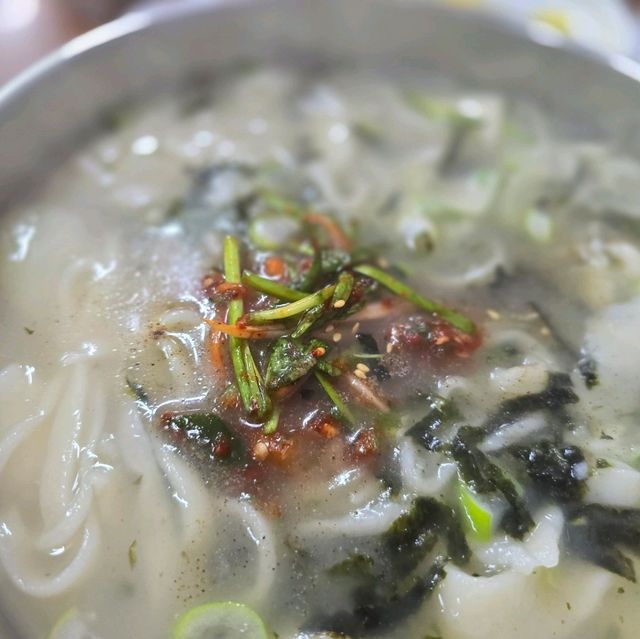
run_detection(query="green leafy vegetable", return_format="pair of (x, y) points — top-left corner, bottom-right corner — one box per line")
(224, 236), (269, 417)
(331, 271), (354, 309)
(295, 247), (322, 292)
(263, 406), (281, 436)
(265, 337), (330, 390)
(225, 236), (253, 411)
(315, 371), (355, 425)
(353, 264), (475, 333)
(247, 284), (336, 323)
(242, 344), (271, 417)
(291, 303), (326, 338)
(165, 413), (244, 463)
(320, 249), (352, 277)
(241, 271), (307, 302)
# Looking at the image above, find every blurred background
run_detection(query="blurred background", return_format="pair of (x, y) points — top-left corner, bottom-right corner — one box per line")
(1, 0), (640, 85)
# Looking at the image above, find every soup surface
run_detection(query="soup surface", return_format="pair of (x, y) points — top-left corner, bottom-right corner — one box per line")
(1, 67), (640, 639)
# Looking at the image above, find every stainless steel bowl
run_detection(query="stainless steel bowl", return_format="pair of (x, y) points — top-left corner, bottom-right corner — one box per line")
(1, 0), (640, 636)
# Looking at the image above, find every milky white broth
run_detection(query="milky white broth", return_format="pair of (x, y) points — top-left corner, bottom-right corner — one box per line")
(1, 67), (640, 639)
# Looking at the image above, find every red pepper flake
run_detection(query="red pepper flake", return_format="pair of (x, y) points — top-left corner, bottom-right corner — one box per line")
(263, 256), (287, 279)
(212, 435), (232, 459)
(159, 412), (186, 443)
(216, 282), (246, 298)
(387, 317), (481, 361)
(202, 271), (224, 298)
(351, 428), (378, 458)
(219, 387), (240, 410)
(309, 414), (341, 439)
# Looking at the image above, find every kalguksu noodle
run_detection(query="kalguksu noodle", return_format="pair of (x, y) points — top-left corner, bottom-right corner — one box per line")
(1, 66), (640, 639)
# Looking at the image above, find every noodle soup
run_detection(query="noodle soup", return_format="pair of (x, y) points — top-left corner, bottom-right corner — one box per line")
(1, 67), (640, 639)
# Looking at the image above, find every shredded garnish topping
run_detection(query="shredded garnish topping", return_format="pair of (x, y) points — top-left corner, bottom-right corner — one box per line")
(201, 200), (477, 434)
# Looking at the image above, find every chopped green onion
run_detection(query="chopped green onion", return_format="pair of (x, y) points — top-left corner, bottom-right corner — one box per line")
(297, 247), (321, 292)
(224, 236), (242, 315)
(458, 480), (493, 542)
(331, 271), (354, 309)
(242, 343), (270, 416)
(224, 236), (268, 416)
(353, 264), (475, 333)
(291, 303), (325, 338)
(316, 360), (342, 377)
(247, 284), (336, 323)
(172, 602), (268, 639)
(315, 371), (355, 426)
(242, 271), (307, 302)
(263, 406), (280, 435)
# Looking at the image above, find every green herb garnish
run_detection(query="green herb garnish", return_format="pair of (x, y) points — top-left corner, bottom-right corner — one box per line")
(353, 264), (475, 333)
(314, 371), (355, 426)
(247, 284), (335, 323)
(224, 236), (270, 417)
(241, 272), (307, 302)
(265, 337), (330, 390)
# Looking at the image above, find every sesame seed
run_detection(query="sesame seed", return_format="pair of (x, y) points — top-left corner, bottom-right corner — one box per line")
(325, 324), (335, 333)
(351, 321), (360, 334)
(486, 309), (501, 320)
(386, 342), (393, 353)
(378, 258), (390, 268)
(333, 299), (346, 309)
(253, 441), (269, 461)
(354, 369), (367, 379)
(332, 332), (342, 343)
(540, 326), (551, 336)
(356, 363), (370, 373)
